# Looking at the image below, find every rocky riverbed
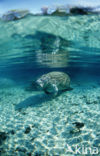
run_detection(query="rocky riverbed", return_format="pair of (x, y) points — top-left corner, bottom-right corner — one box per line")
(0, 78), (100, 155)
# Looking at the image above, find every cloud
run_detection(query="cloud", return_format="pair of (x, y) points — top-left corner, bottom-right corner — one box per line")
(77, 0), (100, 7)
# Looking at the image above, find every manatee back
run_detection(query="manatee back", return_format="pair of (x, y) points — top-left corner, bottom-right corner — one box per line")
(42, 72), (70, 93)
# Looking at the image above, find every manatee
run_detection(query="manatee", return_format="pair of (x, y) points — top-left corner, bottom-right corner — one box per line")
(32, 71), (71, 96)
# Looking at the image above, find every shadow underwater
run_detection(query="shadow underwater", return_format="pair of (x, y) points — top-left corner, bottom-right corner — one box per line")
(15, 92), (53, 110)
(15, 87), (73, 111)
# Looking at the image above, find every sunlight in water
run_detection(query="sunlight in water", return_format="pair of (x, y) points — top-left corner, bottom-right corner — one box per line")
(0, 14), (100, 155)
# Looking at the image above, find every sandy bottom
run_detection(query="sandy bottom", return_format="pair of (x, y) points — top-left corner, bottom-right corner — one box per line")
(0, 79), (100, 156)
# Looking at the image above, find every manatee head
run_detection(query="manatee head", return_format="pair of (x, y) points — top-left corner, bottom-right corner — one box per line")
(35, 79), (44, 90)
(43, 83), (58, 96)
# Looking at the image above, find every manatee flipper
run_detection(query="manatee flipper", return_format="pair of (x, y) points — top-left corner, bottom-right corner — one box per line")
(44, 84), (58, 96)
(52, 84), (58, 96)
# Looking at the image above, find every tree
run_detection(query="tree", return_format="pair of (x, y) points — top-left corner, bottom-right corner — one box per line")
(41, 6), (48, 15)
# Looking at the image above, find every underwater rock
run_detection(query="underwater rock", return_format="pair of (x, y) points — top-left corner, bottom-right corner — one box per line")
(0, 132), (7, 145)
(2, 10), (29, 21)
(26, 152), (32, 156)
(0, 147), (6, 155)
(73, 122), (84, 129)
(15, 147), (27, 153)
(9, 130), (15, 135)
(85, 97), (98, 104)
(24, 126), (31, 134)
(32, 71), (70, 96)
(34, 151), (45, 156)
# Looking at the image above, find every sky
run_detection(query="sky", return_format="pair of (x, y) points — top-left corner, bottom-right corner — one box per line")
(0, 0), (100, 14)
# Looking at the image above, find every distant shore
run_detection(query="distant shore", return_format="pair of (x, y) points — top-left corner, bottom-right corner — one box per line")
(1, 5), (100, 21)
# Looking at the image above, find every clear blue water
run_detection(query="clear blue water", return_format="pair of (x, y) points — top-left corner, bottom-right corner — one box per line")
(0, 15), (100, 80)
(0, 15), (100, 155)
